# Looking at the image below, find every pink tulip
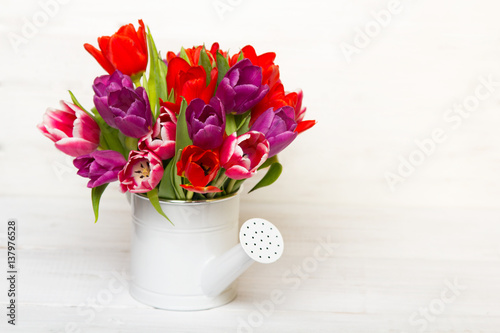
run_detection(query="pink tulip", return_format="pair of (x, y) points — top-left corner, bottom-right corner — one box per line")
(138, 107), (177, 160)
(220, 131), (269, 180)
(37, 101), (100, 157)
(118, 151), (164, 193)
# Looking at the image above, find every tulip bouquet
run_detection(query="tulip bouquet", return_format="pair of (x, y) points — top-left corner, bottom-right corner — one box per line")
(38, 20), (315, 222)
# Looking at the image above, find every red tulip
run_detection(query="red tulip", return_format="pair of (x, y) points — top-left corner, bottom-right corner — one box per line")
(294, 90), (316, 134)
(84, 20), (148, 77)
(164, 57), (218, 114)
(180, 184), (222, 194)
(240, 45), (280, 89)
(250, 84), (316, 134)
(250, 82), (297, 125)
(176, 145), (220, 189)
(185, 45), (216, 66)
(165, 43), (218, 65)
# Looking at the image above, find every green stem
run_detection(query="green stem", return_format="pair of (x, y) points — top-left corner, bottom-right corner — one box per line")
(207, 175), (227, 199)
(132, 72), (144, 87)
(186, 190), (194, 200)
(124, 137), (138, 154)
(226, 178), (237, 194)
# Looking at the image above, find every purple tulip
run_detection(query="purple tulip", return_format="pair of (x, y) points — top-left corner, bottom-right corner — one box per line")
(250, 106), (297, 157)
(186, 97), (225, 149)
(73, 150), (127, 188)
(93, 70), (152, 138)
(216, 59), (269, 115)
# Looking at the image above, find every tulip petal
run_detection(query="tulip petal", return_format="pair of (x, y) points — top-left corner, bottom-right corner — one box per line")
(90, 170), (121, 188)
(108, 35), (148, 77)
(225, 165), (254, 180)
(180, 184), (222, 194)
(193, 126), (224, 150)
(55, 137), (99, 157)
(220, 133), (237, 165)
(84, 42), (115, 75)
(296, 120), (317, 134)
(114, 115), (148, 138)
(267, 131), (297, 157)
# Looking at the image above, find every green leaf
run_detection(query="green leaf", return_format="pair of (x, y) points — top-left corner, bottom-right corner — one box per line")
(142, 73), (148, 90)
(68, 90), (93, 118)
(237, 51), (244, 62)
(146, 26), (168, 120)
(91, 184), (108, 223)
(199, 45), (213, 84)
(90, 106), (99, 117)
(158, 158), (176, 200)
(171, 149), (186, 199)
(158, 152), (185, 201)
(179, 47), (191, 65)
(236, 114), (250, 135)
(249, 162), (282, 193)
(225, 113), (237, 135)
(158, 58), (168, 96)
(258, 155), (279, 170)
(167, 87), (176, 103)
(175, 98), (192, 152)
(95, 115), (127, 158)
(216, 51), (230, 85)
(147, 188), (174, 225)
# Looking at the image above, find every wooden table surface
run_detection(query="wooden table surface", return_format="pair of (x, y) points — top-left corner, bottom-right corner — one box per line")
(2, 0), (500, 332)
(1, 194), (500, 332)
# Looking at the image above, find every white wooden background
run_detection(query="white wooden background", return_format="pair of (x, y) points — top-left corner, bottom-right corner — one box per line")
(1, 0), (500, 332)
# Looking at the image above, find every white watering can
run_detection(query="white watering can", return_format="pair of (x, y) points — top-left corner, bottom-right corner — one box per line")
(128, 193), (284, 310)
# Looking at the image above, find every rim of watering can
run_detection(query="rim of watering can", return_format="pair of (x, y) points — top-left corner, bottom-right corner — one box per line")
(132, 190), (241, 205)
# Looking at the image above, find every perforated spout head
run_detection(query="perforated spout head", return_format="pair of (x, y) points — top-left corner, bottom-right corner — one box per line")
(239, 218), (284, 264)
(201, 218), (284, 297)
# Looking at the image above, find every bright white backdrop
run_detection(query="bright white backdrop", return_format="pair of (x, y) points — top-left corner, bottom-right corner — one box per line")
(2, 0), (500, 208)
(1, 1), (500, 332)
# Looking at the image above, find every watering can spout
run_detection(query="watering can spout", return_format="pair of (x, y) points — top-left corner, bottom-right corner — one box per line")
(201, 218), (284, 297)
